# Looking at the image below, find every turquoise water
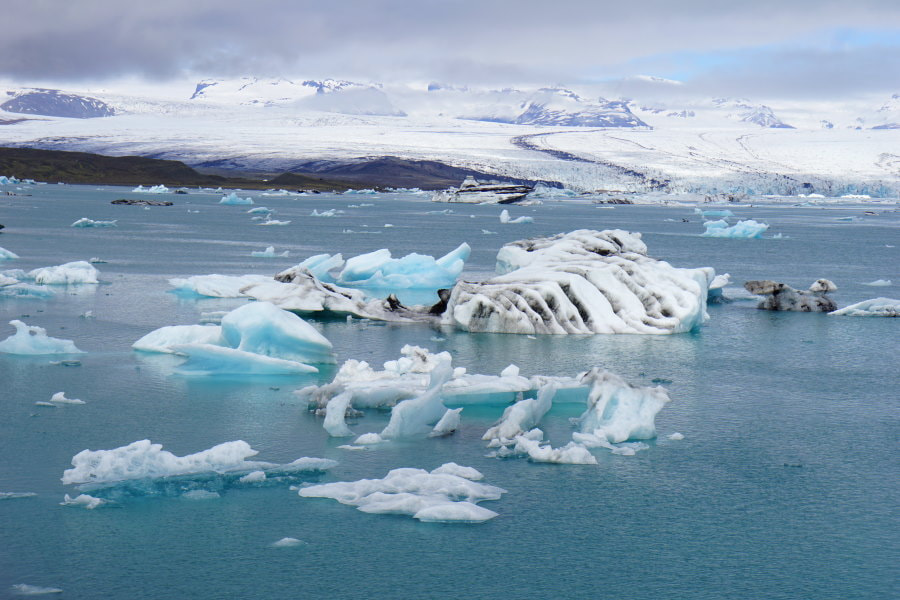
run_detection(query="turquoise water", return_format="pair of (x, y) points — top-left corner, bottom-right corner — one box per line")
(1, 186), (898, 599)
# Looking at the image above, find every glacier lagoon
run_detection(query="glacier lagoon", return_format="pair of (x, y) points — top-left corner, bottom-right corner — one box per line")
(0, 184), (897, 599)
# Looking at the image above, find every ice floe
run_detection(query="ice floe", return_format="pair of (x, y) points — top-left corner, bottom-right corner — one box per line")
(862, 279), (892, 287)
(48, 392), (85, 405)
(134, 302), (334, 374)
(298, 465), (505, 523)
(272, 537), (306, 547)
(10, 584), (64, 595)
(60, 493), (107, 509)
(71, 217), (117, 228)
(0, 320), (83, 355)
(829, 297), (899, 317)
(499, 209), (534, 224)
(513, 435), (598, 464)
(0, 246), (20, 260)
(132, 184), (170, 194)
(220, 192), (253, 205)
(702, 219), (769, 238)
(744, 279), (838, 312)
(251, 246), (290, 258)
(24, 261), (99, 285)
(444, 229), (713, 334)
(311, 208), (343, 217)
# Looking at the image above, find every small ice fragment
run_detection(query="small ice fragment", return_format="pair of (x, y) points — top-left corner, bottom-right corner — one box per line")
(50, 392), (85, 405)
(182, 490), (220, 500)
(88, 257), (106, 264)
(0, 492), (37, 500)
(668, 432), (685, 440)
(413, 502), (498, 523)
(337, 445), (367, 451)
(34, 401), (57, 407)
(429, 407), (462, 437)
(0, 320), (83, 355)
(60, 493), (106, 509)
(0, 246), (20, 260)
(482, 229), (497, 235)
(499, 209), (533, 224)
(354, 432), (384, 445)
(10, 584), (63, 595)
(239, 470), (266, 484)
(863, 279), (892, 287)
(220, 192), (253, 205)
(272, 537), (306, 548)
(430, 463), (484, 481)
(80, 310), (94, 319)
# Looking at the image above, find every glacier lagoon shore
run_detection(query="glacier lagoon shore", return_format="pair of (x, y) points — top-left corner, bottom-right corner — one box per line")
(0, 183), (897, 599)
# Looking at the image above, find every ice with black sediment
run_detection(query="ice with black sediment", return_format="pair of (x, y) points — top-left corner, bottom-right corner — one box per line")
(744, 279), (838, 312)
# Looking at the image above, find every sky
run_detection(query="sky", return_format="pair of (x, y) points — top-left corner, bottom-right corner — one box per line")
(3, 0), (898, 99)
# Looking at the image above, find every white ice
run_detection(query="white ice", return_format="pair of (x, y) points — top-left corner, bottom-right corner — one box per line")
(10, 584), (64, 595)
(49, 392), (85, 405)
(323, 391), (355, 437)
(71, 218), (117, 228)
(220, 192), (253, 205)
(298, 466), (505, 523)
(430, 463), (484, 480)
(483, 384), (556, 443)
(132, 184), (169, 194)
(132, 324), (224, 353)
(0, 320), (83, 355)
(379, 360), (454, 439)
(863, 279), (892, 287)
(499, 209), (534, 224)
(272, 537), (305, 547)
(239, 471), (267, 483)
(829, 297), (899, 317)
(169, 274), (272, 297)
(429, 407), (462, 436)
(0, 492), (37, 499)
(444, 229), (712, 334)
(0, 246), (20, 260)
(258, 218), (290, 225)
(251, 246), (290, 258)
(311, 209), (342, 217)
(26, 261), (99, 285)
(60, 493), (107, 509)
(247, 206), (272, 214)
(513, 435), (598, 465)
(702, 219), (769, 238)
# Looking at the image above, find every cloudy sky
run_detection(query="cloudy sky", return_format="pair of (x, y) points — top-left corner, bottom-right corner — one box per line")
(3, 0), (898, 98)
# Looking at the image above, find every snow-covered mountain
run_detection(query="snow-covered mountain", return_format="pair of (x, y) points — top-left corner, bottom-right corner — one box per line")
(0, 77), (897, 197)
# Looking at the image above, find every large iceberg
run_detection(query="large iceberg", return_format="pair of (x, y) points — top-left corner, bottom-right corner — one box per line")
(0, 320), (83, 355)
(829, 297), (899, 317)
(702, 219), (769, 238)
(744, 279), (837, 312)
(298, 465), (505, 523)
(443, 229), (712, 334)
(133, 302), (334, 374)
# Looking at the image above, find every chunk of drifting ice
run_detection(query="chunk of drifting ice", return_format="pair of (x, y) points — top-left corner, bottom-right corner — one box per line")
(0, 492), (37, 500)
(707, 273), (731, 303)
(323, 392), (355, 437)
(862, 279), (892, 287)
(379, 360), (454, 439)
(430, 463), (484, 480)
(311, 209), (342, 217)
(61, 439), (269, 485)
(169, 274), (272, 297)
(221, 301), (334, 364)
(572, 369), (670, 445)
(0, 320), (83, 355)
(499, 209), (534, 224)
(132, 325), (224, 353)
(0, 246), (20, 260)
(247, 207), (272, 214)
(744, 279), (837, 312)
(483, 384), (556, 443)
(239, 471), (267, 483)
(258, 219), (290, 225)
(829, 297), (899, 317)
(696, 208), (735, 218)
(219, 192), (253, 205)
(251, 246), (290, 258)
(60, 493), (107, 509)
(668, 432), (685, 440)
(10, 583), (64, 595)
(513, 436), (598, 465)
(334, 243), (470, 289)
(182, 490), (220, 500)
(173, 343), (319, 375)
(132, 184), (169, 194)
(71, 218), (117, 228)
(272, 537), (305, 547)
(27, 261), (99, 285)
(298, 466), (505, 522)
(429, 407), (462, 436)
(445, 229), (712, 335)
(49, 392), (85, 405)
(702, 219), (768, 238)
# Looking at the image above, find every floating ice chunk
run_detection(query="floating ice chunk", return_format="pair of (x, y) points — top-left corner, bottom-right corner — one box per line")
(34, 401), (57, 408)
(0, 320), (83, 355)
(696, 208), (735, 218)
(0, 246), (19, 260)
(829, 297), (899, 317)
(298, 466), (505, 523)
(430, 463), (483, 480)
(744, 279), (837, 312)
(0, 274), (19, 285)
(182, 490), (220, 500)
(71, 217), (117, 228)
(27, 261), (99, 285)
(483, 384), (556, 443)
(169, 274), (272, 297)
(380, 360), (454, 439)
(668, 432), (685, 440)
(514, 436), (598, 464)
(272, 537), (305, 547)
(702, 219), (769, 238)
(429, 407), (462, 436)
(482, 229), (497, 235)
(61, 439), (269, 485)
(353, 432), (384, 445)
(259, 218), (290, 225)
(247, 206), (272, 214)
(323, 392), (355, 437)
(707, 273), (731, 303)
(10, 583), (64, 595)
(0, 492), (37, 499)
(445, 229), (712, 335)
(221, 301), (334, 364)
(500, 209), (533, 224)
(863, 279), (892, 287)
(49, 392), (85, 405)
(311, 209), (343, 217)
(133, 325), (224, 353)
(572, 369), (670, 445)
(220, 192), (253, 205)
(132, 184), (169, 194)
(173, 343), (319, 375)
(338, 445), (366, 451)
(60, 493), (106, 509)
(239, 471), (267, 484)
(251, 246), (290, 258)
(331, 243), (470, 289)
(275, 457), (339, 473)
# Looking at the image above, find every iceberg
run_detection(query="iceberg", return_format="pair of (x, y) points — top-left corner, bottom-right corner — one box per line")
(71, 218), (117, 228)
(60, 493), (107, 509)
(829, 298), (899, 317)
(10, 584), (64, 595)
(134, 302), (334, 374)
(744, 279), (837, 312)
(500, 209), (534, 224)
(61, 439), (336, 486)
(0, 320), (83, 355)
(862, 279), (892, 287)
(311, 209), (343, 217)
(483, 384), (556, 444)
(702, 219), (769, 238)
(272, 537), (305, 548)
(707, 273), (731, 303)
(378, 360), (454, 440)
(513, 435), (598, 465)
(444, 229), (712, 334)
(298, 465), (506, 523)
(258, 218), (290, 225)
(696, 208), (735, 218)
(247, 206), (272, 214)
(132, 184), (170, 194)
(0, 246), (19, 260)
(27, 261), (99, 285)
(219, 192), (253, 205)
(169, 274), (272, 297)
(251, 246), (290, 258)
(49, 392), (85, 405)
